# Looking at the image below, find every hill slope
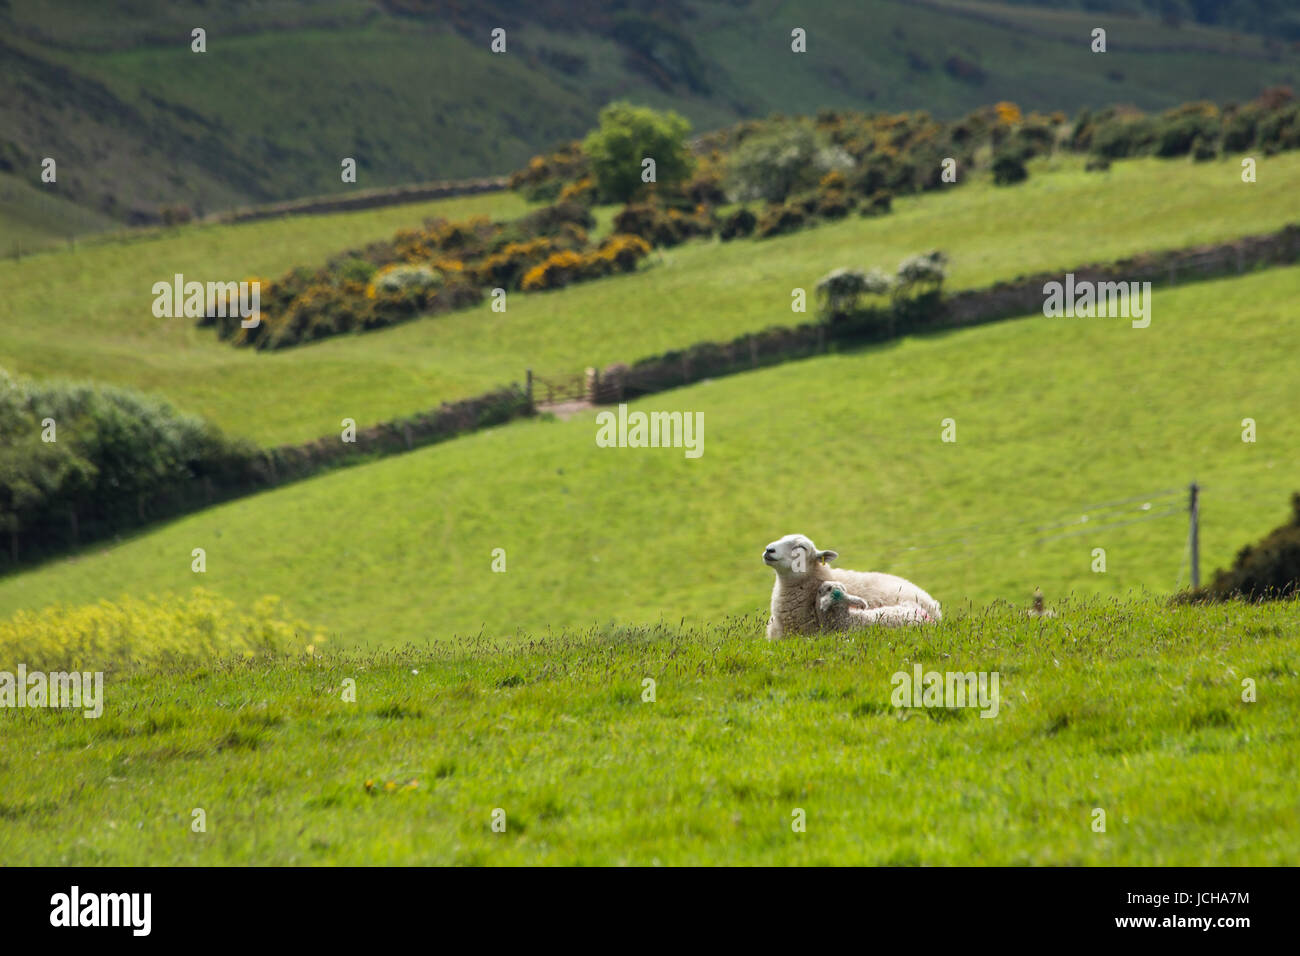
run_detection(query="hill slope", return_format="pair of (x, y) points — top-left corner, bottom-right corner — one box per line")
(1, 266), (1295, 640)
(2, 0), (1295, 227)
(3, 151), (1298, 447)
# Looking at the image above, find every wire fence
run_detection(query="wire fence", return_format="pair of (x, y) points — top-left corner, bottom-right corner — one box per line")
(876, 485), (1191, 579)
(878, 480), (1295, 591)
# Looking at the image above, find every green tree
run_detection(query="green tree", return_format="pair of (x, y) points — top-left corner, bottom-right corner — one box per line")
(583, 102), (694, 203)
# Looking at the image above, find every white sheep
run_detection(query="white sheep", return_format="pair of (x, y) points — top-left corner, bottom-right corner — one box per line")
(814, 580), (934, 631)
(762, 533), (941, 639)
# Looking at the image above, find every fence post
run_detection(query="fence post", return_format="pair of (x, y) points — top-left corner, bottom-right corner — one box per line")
(1189, 481), (1200, 590)
(525, 368), (533, 410)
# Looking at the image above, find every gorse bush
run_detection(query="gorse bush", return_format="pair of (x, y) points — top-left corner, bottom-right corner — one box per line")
(612, 201), (715, 246)
(520, 234), (651, 290)
(198, 202), (597, 350)
(0, 370), (259, 566)
(0, 589), (323, 672)
(1073, 90), (1299, 162)
(1181, 493), (1300, 602)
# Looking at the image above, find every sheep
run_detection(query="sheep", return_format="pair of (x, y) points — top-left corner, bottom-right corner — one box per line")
(814, 581), (934, 631)
(762, 533), (941, 639)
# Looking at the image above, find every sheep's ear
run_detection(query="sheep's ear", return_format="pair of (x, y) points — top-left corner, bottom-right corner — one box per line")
(846, 594), (868, 609)
(815, 548), (838, 565)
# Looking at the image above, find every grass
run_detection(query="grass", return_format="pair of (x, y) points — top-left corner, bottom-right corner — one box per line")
(3, 151), (1298, 447)
(1, 266), (1295, 641)
(0, 172), (118, 252)
(0, 598), (1295, 864)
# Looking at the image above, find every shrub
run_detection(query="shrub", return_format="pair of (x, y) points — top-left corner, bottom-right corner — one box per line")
(521, 250), (587, 291)
(583, 102), (694, 203)
(815, 267), (891, 314)
(1222, 107), (1260, 152)
(1090, 114), (1158, 158)
(0, 370), (259, 566)
(991, 152), (1028, 185)
(558, 176), (597, 205)
(0, 590), (322, 672)
(368, 263), (443, 297)
(472, 238), (555, 289)
(1258, 102), (1300, 152)
(895, 250), (948, 298)
(719, 207), (757, 241)
(727, 124), (855, 203)
(754, 203), (807, 238)
(1184, 493), (1300, 602)
(1191, 137), (1218, 162)
(589, 234), (652, 273)
(513, 201), (596, 239)
(612, 202), (712, 247)
(336, 257), (377, 284)
(1154, 109), (1218, 157)
(508, 142), (588, 200)
(815, 188), (857, 219)
(860, 190), (893, 216)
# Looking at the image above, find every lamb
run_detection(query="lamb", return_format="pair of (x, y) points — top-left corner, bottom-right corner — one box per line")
(814, 581), (934, 631)
(762, 533), (941, 639)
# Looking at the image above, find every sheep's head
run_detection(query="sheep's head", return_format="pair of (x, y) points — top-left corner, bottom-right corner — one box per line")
(763, 534), (837, 576)
(817, 580), (868, 613)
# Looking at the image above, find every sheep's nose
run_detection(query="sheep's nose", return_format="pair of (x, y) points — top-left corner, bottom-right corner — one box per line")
(763, 548), (775, 557)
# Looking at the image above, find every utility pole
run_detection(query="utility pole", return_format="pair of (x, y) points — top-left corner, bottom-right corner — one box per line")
(1189, 481), (1200, 589)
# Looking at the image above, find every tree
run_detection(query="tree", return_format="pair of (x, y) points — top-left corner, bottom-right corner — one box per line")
(727, 124), (854, 203)
(583, 102), (694, 203)
(816, 268), (891, 315)
(895, 250), (948, 300)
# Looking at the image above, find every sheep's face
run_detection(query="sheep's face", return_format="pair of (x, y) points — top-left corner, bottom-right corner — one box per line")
(763, 534), (837, 576)
(817, 581), (866, 613)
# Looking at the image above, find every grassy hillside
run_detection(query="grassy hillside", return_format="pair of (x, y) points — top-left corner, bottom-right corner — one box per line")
(1, 266), (1295, 640)
(0, 171), (118, 252)
(2, 0), (1294, 228)
(3, 151), (1297, 448)
(1, 599), (1296, 864)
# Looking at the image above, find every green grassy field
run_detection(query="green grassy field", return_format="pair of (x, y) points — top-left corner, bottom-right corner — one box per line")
(1, 599), (1295, 864)
(3, 152), (1297, 448)
(2, 266), (1295, 641)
